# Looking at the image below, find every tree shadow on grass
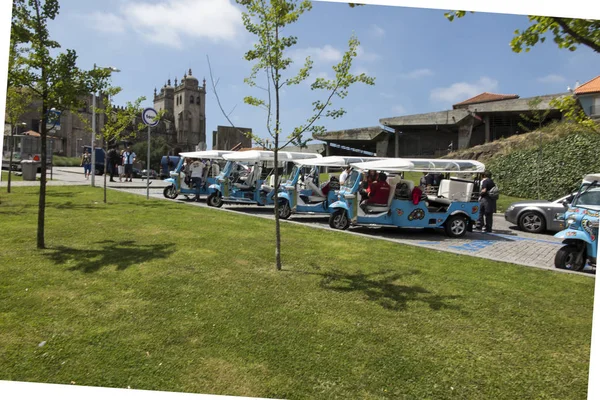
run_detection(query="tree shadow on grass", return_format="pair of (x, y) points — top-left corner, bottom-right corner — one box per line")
(288, 268), (462, 312)
(45, 240), (175, 273)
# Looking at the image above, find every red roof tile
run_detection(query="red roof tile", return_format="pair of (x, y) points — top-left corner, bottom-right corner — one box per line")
(574, 75), (600, 95)
(453, 92), (520, 109)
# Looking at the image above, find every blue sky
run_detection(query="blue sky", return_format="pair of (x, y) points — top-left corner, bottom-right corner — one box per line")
(44, 0), (599, 149)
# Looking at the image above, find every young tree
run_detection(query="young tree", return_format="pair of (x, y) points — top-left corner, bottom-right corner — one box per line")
(445, 12), (600, 54)
(90, 86), (147, 203)
(227, 0), (375, 270)
(10, 0), (106, 249)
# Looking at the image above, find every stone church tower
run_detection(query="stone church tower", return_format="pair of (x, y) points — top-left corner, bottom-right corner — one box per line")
(153, 68), (207, 152)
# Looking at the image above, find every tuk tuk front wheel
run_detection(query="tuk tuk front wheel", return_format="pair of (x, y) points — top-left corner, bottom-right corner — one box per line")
(555, 244), (585, 271)
(445, 215), (467, 238)
(163, 184), (178, 199)
(278, 200), (292, 219)
(329, 209), (350, 230)
(207, 193), (223, 208)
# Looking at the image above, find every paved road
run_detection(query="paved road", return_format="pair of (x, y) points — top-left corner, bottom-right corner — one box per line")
(4, 167), (594, 277)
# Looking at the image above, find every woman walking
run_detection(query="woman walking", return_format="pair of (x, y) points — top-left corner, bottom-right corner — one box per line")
(81, 149), (92, 180)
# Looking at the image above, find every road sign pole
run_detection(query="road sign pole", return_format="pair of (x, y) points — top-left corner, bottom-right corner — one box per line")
(147, 124), (150, 200)
(141, 107), (159, 200)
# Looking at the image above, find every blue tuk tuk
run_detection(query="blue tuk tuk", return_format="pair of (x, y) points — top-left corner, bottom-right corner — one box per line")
(162, 150), (234, 201)
(554, 173), (600, 271)
(206, 150), (321, 208)
(276, 156), (382, 219)
(327, 158), (485, 238)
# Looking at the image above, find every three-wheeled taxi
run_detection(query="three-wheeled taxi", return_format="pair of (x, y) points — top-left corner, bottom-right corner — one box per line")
(554, 173), (600, 271)
(327, 158), (485, 238)
(276, 156), (382, 219)
(206, 150), (322, 208)
(163, 150), (234, 200)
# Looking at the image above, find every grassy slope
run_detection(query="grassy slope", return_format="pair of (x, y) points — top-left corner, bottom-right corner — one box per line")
(0, 186), (593, 399)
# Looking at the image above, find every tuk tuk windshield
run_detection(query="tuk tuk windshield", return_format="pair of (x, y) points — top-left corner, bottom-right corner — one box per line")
(343, 170), (359, 189)
(573, 182), (600, 210)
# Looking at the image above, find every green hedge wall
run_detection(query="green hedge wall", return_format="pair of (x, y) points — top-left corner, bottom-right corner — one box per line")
(487, 131), (600, 200)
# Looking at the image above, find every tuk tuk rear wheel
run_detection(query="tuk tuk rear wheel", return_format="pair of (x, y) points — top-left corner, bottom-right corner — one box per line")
(163, 184), (178, 199)
(207, 193), (223, 208)
(445, 215), (467, 238)
(329, 209), (350, 230)
(279, 200), (292, 219)
(555, 245), (585, 271)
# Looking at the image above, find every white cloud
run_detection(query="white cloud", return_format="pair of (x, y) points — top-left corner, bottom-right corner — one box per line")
(369, 24), (385, 38)
(88, 0), (244, 49)
(537, 74), (566, 84)
(399, 68), (434, 79)
(290, 45), (343, 64)
(430, 77), (499, 103)
(380, 92), (395, 99)
(87, 12), (126, 34)
(355, 46), (381, 62)
(392, 105), (406, 115)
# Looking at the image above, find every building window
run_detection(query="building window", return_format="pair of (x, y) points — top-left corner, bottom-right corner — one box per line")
(190, 95), (194, 104)
(196, 96), (200, 105)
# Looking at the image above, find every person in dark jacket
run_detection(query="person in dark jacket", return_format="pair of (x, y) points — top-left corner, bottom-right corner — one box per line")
(477, 170), (496, 233)
(107, 146), (120, 182)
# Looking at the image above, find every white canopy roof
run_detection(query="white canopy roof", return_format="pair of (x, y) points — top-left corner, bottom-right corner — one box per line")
(222, 150), (321, 162)
(179, 150), (235, 159)
(583, 174), (600, 183)
(293, 155), (383, 167)
(350, 158), (485, 173)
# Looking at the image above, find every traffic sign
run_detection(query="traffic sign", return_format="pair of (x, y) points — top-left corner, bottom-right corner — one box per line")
(142, 107), (159, 127)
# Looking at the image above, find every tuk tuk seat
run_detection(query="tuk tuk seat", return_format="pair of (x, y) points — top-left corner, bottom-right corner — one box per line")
(235, 166), (261, 190)
(306, 180), (326, 202)
(438, 179), (474, 202)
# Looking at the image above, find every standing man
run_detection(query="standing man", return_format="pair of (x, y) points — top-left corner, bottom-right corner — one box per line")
(107, 145), (119, 182)
(189, 158), (204, 202)
(122, 146), (136, 182)
(477, 170), (497, 233)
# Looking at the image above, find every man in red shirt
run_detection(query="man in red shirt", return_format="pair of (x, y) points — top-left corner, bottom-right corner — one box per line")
(366, 172), (391, 205)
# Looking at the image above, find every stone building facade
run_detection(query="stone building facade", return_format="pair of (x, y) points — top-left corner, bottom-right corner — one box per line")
(153, 69), (207, 152)
(212, 125), (252, 150)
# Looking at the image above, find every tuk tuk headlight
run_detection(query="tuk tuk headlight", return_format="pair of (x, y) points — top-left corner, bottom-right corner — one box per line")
(566, 217), (577, 227)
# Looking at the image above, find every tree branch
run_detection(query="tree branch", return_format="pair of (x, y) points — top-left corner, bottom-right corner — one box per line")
(553, 18), (600, 53)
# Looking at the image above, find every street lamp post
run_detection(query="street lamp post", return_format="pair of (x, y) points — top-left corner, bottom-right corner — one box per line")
(91, 63), (120, 187)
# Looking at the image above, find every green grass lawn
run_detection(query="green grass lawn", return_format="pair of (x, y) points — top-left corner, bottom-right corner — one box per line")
(1, 171), (23, 181)
(0, 186), (593, 399)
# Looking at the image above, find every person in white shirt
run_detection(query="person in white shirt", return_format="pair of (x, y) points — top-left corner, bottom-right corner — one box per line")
(189, 159), (204, 201)
(122, 147), (136, 182)
(339, 166), (351, 185)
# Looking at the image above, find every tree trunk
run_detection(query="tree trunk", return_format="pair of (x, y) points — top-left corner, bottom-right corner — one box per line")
(7, 127), (14, 193)
(104, 141), (107, 204)
(37, 94), (47, 249)
(274, 29), (282, 271)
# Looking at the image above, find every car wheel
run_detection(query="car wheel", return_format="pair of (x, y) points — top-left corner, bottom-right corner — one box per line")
(554, 245), (585, 271)
(518, 211), (546, 234)
(278, 200), (292, 219)
(207, 193), (223, 208)
(329, 209), (350, 230)
(444, 215), (467, 238)
(163, 184), (178, 199)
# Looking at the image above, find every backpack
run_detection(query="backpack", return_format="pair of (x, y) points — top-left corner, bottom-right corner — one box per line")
(395, 182), (411, 199)
(488, 185), (500, 200)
